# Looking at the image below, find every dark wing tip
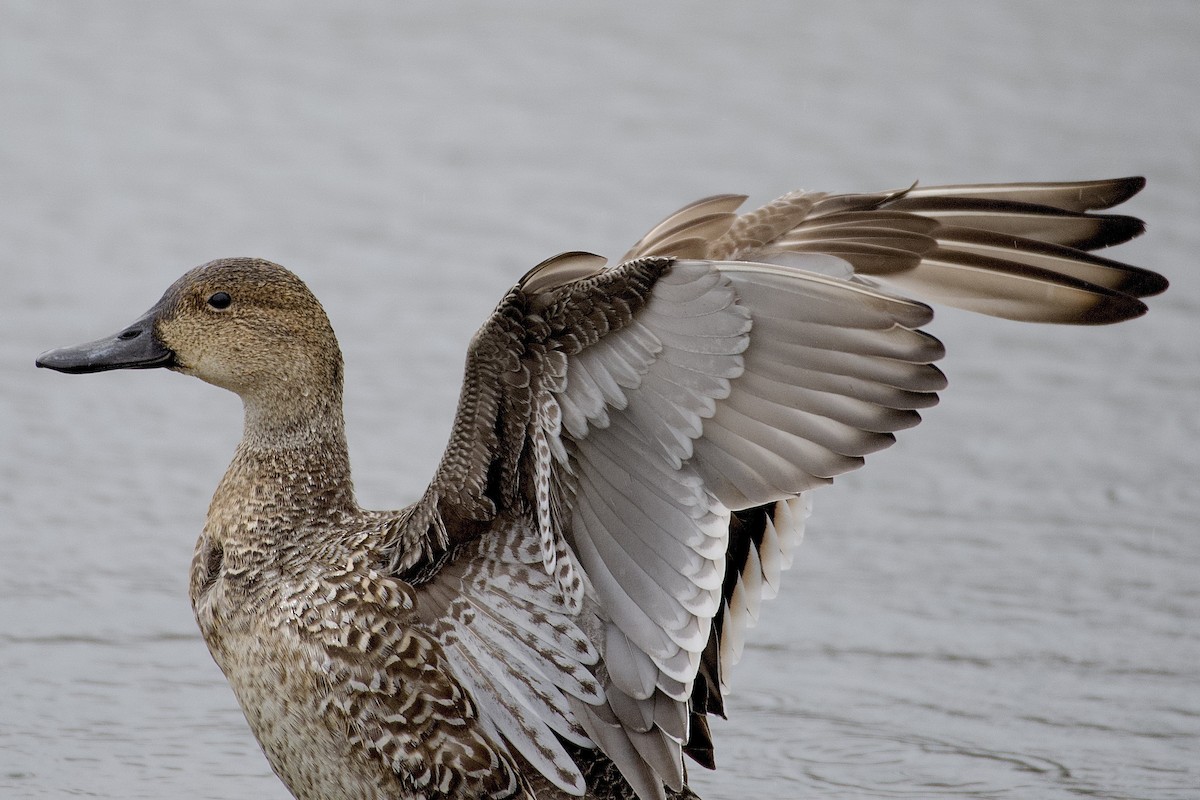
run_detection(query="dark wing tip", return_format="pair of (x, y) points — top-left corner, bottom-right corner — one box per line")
(1076, 212), (1146, 251)
(1127, 267), (1169, 298)
(1095, 175), (1147, 210)
(1080, 294), (1150, 325)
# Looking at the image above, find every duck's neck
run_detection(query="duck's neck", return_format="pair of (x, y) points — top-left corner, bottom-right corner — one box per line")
(209, 391), (360, 545)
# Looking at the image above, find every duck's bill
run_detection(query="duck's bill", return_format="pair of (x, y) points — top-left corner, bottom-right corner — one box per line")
(36, 312), (175, 374)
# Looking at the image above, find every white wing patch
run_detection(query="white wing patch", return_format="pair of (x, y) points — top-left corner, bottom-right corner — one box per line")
(719, 494), (811, 689)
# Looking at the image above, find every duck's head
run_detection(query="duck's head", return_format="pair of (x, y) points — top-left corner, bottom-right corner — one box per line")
(37, 258), (344, 414)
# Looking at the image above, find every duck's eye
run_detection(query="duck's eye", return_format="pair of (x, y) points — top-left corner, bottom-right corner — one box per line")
(207, 291), (232, 310)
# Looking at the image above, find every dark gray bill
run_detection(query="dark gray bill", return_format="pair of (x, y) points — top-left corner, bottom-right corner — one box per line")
(36, 310), (175, 374)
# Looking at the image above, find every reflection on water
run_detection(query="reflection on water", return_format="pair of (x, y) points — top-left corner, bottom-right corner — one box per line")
(4, 3), (1199, 799)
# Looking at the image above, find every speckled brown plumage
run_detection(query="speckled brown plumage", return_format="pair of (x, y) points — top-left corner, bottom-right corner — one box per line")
(191, 433), (526, 799)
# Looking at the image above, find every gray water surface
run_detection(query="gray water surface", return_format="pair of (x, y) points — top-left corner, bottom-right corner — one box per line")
(3, 3), (1198, 798)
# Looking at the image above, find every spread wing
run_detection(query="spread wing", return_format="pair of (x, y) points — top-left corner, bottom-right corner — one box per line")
(384, 178), (1161, 799)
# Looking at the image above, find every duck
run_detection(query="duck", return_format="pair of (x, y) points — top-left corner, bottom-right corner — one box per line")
(36, 178), (1166, 800)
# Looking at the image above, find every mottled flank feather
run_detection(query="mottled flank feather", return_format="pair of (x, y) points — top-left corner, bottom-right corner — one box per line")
(37, 177), (1162, 800)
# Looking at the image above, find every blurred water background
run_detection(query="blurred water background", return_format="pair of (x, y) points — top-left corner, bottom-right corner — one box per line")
(2, 2), (1198, 798)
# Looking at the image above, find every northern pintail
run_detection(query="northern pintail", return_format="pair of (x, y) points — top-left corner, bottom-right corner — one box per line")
(37, 178), (1165, 799)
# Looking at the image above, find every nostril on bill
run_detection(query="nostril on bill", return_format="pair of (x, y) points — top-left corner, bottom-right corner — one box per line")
(117, 328), (142, 340)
